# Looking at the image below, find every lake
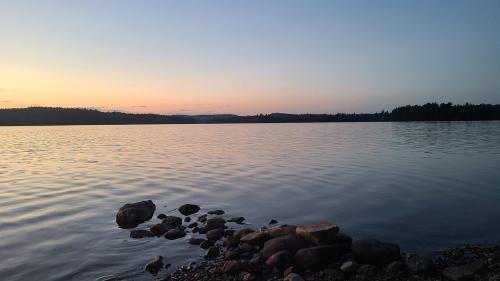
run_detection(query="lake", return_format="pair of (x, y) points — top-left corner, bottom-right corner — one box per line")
(0, 122), (499, 281)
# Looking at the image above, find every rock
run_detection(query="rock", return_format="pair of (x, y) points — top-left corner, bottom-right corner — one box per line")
(205, 246), (220, 260)
(225, 234), (241, 248)
(234, 228), (256, 238)
(116, 200), (156, 229)
(268, 224), (297, 237)
(442, 266), (474, 281)
(184, 216), (191, 223)
(164, 229), (186, 240)
(240, 231), (271, 245)
(261, 235), (306, 259)
(225, 250), (240, 260)
(223, 260), (241, 273)
(351, 239), (401, 266)
(331, 233), (353, 245)
(198, 227), (207, 234)
(150, 223), (172, 236)
(208, 210), (225, 215)
(296, 222), (339, 246)
(224, 229), (235, 236)
(206, 228), (225, 241)
(406, 255), (434, 274)
(200, 240), (214, 249)
(239, 243), (254, 252)
(188, 238), (205, 245)
(144, 256), (163, 276)
(323, 269), (345, 280)
(357, 264), (379, 277)
(157, 213), (167, 220)
(340, 261), (359, 276)
(239, 272), (254, 281)
(464, 260), (487, 274)
(178, 204), (200, 216)
(294, 245), (348, 269)
(205, 217), (226, 231)
(284, 273), (305, 281)
(197, 214), (208, 222)
(386, 261), (404, 274)
(228, 217), (246, 224)
(266, 250), (293, 269)
(187, 222), (198, 228)
(162, 216), (182, 227)
(284, 266), (299, 278)
(269, 219), (278, 225)
(130, 229), (154, 238)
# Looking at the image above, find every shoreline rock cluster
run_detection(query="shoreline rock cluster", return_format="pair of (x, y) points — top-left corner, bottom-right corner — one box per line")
(116, 201), (500, 281)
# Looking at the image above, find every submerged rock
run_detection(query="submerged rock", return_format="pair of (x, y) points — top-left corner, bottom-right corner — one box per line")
(205, 217), (226, 231)
(208, 210), (225, 215)
(228, 217), (246, 224)
(351, 239), (401, 266)
(162, 216), (182, 227)
(150, 223), (172, 236)
(144, 256), (163, 276)
(178, 204), (200, 216)
(116, 200), (156, 229)
(130, 229), (154, 239)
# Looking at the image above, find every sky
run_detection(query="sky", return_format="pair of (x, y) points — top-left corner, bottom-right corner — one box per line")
(1, 0), (499, 115)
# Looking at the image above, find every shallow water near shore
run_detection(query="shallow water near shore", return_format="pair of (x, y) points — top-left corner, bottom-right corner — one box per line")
(1, 122), (500, 281)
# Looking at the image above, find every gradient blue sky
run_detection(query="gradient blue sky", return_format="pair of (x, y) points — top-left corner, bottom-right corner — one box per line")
(1, 0), (499, 114)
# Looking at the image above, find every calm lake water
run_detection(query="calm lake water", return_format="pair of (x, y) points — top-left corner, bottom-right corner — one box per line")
(1, 122), (499, 281)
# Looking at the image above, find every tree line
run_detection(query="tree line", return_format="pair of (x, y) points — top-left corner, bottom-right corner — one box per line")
(0, 103), (499, 126)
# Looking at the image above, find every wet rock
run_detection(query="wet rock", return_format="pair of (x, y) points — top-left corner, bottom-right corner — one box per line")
(294, 245), (347, 269)
(200, 240), (214, 249)
(225, 235), (240, 248)
(356, 264), (379, 277)
(144, 256), (163, 276)
(197, 214), (208, 223)
(296, 222), (340, 246)
(240, 231), (271, 245)
(386, 261), (404, 274)
(162, 216), (182, 227)
(188, 238), (205, 245)
(208, 210), (225, 215)
(351, 239), (401, 266)
(116, 200), (156, 229)
(442, 266), (474, 281)
(198, 227), (207, 234)
(223, 260), (241, 273)
(261, 234), (306, 259)
(187, 222), (198, 228)
(206, 228), (225, 241)
(205, 246), (220, 260)
(184, 216), (191, 223)
(224, 229), (235, 236)
(150, 223), (172, 236)
(284, 273), (305, 281)
(268, 224), (297, 237)
(164, 229), (186, 240)
(130, 229), (154, 238)
(157, 213), (167, 220)
(228, 217), (246, 224)
(406, 255), (434, 274)
(239, 243), (254, 252)
(340, 261), (359, 276)
(205, 217), (226, 231)
(178, 204), (200, 216)
(266, 250), (293, 269)
(269, 219), (278, 225)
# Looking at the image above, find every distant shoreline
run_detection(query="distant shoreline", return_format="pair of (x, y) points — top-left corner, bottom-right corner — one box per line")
(1, 103), (499, 126)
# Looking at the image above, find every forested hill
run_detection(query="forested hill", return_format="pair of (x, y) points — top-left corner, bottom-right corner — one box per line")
(0, 103), (499, 126)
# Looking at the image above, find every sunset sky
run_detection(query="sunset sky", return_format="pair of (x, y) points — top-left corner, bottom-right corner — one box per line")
(1, 0), (499, 115)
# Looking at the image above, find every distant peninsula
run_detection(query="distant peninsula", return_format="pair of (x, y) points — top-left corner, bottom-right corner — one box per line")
(0, 103), (499, 126)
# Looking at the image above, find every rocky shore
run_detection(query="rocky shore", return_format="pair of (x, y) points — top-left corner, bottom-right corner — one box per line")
(116, 201), (500, 281)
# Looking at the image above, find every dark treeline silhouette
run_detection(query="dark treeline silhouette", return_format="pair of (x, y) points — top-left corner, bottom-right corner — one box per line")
(0, 103), (499, 126)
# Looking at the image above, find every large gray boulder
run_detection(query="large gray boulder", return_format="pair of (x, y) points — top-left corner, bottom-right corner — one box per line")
(116, 200), (156, 229)
(351, 239), (401, 266)
(296, 222), (339, 245)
